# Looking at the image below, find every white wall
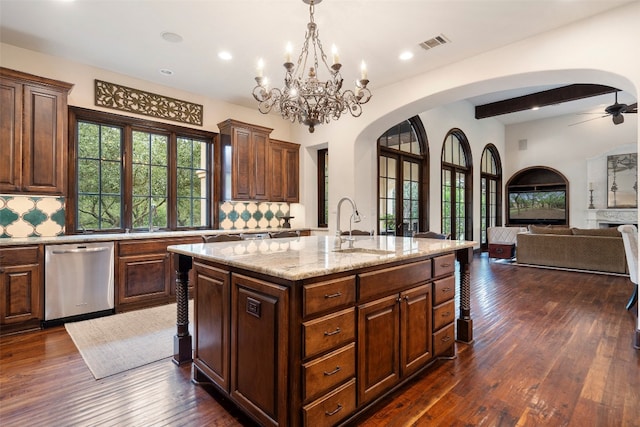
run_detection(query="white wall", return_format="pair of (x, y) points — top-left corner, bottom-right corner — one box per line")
(293, 2), (640, 243)
(505, 113), (637, 228)
(2, 3), (639, 244)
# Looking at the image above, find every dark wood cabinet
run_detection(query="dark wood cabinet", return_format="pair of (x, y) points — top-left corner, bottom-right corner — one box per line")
(356, 283), (432, 405)
(0, 245), (43, 335)
(230, 273), (289, 427)
(116, 237), (199, 311)
(218, 119), (272, 201)
(193, 261), (231, 392)
(0, 68), (73, 195)
(269, 139), (300, 202)
(188, 251), (457, 426)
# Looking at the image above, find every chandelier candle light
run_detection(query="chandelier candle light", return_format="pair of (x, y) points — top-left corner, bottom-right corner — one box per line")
(252, 0), (372, 133)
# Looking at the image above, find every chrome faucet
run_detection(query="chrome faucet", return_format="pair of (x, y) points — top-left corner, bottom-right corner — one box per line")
(335, 197), (362, 249)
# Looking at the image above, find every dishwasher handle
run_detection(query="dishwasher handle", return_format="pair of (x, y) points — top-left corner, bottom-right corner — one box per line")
(50, 246), (111, 255)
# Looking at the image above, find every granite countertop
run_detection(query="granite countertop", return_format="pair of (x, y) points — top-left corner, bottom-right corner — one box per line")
(167, 235), (476, 281)
(0, 228), (312, 247)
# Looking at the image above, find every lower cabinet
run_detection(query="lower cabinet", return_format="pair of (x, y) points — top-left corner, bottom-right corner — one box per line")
(193, 261), (230, 392)
(357, 283), (432, 404)
(230, 273), (289, 427)
(0, 245), (43, 335)
(116, 237), (200, 311)
(190, 253), (456, 427)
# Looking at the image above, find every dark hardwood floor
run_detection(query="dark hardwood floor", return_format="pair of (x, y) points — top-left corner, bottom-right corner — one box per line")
(1, 254), (638, 426)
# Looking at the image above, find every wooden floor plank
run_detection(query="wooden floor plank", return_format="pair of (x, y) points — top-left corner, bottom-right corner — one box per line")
(1, 253), (638, 426)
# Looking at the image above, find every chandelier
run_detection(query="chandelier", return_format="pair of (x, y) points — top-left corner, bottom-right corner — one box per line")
(252, 0), (372, 133)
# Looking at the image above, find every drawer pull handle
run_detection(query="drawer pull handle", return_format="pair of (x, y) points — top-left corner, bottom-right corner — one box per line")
(496, 248), (504, 253)
(324, 292), (342, 299)
(442, 287), (451, 292)
(324, 327), (341, 336)
(325, 404), (343, 416)
(440, 263), (452, 268)
(441, 335), (452, 342)
(324, 366), (341, 376)
(441, 311), (451, 317)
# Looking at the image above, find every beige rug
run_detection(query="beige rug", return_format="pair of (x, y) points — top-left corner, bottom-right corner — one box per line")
(65, 301), (193, 380)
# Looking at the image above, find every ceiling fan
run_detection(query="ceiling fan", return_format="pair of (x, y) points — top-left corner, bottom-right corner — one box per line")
(571, 91), (637, 126)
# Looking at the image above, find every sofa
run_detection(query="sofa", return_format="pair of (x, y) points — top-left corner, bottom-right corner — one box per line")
(516, 225), (628, 274)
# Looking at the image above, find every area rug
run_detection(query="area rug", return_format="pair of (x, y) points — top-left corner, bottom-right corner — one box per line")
(65, 301), (193, 380)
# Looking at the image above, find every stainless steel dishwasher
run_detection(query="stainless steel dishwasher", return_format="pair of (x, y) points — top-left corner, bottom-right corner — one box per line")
(44, 241), (115, 322)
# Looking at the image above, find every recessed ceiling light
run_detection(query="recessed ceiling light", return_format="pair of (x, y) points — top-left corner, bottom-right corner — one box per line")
(161, 32), (183, 43)
(399, 51), (414, 61)
(159, 69), (174, 76)
(218, 51), (232, 61)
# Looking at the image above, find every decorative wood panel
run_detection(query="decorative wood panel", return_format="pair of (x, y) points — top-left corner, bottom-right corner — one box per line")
(95, 80), (203, 126)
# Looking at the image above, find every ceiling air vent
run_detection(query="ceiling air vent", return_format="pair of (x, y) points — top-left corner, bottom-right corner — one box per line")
(419, 34), (450, 51)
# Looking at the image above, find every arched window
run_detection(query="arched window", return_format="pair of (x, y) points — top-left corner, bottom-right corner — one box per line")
(480, 144), (502, 249)
(377, 117), (428, 236)
(441, 129), (472, 240)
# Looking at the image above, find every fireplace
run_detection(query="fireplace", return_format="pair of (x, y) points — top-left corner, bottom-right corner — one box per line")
(586, 209), (638, 228)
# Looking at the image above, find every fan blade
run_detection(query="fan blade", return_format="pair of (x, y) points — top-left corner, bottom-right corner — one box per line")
(569, 115), (608, 126)
(626, 102), (637, 113)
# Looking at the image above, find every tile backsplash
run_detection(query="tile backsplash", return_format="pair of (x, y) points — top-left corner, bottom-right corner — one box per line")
(0, 197), (288, 238)
(0, 195), (66, 238)
(219, 201), (290, 230)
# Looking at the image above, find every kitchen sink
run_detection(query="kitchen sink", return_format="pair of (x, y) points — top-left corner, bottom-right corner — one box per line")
(333, 248), (394, 255)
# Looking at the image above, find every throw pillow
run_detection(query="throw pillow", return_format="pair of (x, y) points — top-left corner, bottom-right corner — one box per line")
(528, 225), (572, 235)
(571, 227), (621, 237)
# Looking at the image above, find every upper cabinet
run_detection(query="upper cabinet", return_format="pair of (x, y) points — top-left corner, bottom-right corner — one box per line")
(218, 119), (272, 201)
(269, 139), (300, 203)
(218, 119), (300, 203)
(0, 68), (73, 195)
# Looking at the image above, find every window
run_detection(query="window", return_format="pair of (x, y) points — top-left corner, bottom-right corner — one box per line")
(317, 149), (328, 227)
(480, 145), (502, 249)
(441, 129), (472, 240)
(69, 107), (214, 233)
(378, 117), (428, 236)
(76, 122), (123, 230)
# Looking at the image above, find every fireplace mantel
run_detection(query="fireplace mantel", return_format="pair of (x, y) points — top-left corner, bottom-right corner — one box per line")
(585, 209), (638, 228)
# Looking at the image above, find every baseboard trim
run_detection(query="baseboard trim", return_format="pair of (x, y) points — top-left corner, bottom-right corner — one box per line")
(514, 262), (629, 277)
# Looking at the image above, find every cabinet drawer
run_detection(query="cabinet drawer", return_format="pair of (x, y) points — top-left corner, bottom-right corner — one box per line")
(433, 275), (455, 305)
(433, 300), (455, 331)
(433, 323), (455, 356)
(433, 253), (455, 278)
(302, 378), (356, 427)
(303, 308), (355, 358)
(118, 237), (200, 256)
(359, 259), (432, 301)
(303, 276), (356, 318)
(0, 246), (39, 266)
(302, 343), (355, 402)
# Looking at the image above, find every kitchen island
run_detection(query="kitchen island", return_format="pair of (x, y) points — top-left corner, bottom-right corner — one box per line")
(167, 235), (475, 427)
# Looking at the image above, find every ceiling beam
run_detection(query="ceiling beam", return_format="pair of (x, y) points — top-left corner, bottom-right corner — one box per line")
(475, 84), (618, 119)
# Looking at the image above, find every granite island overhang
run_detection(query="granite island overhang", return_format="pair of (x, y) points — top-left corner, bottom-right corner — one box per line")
(167, 235), (476, 427)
